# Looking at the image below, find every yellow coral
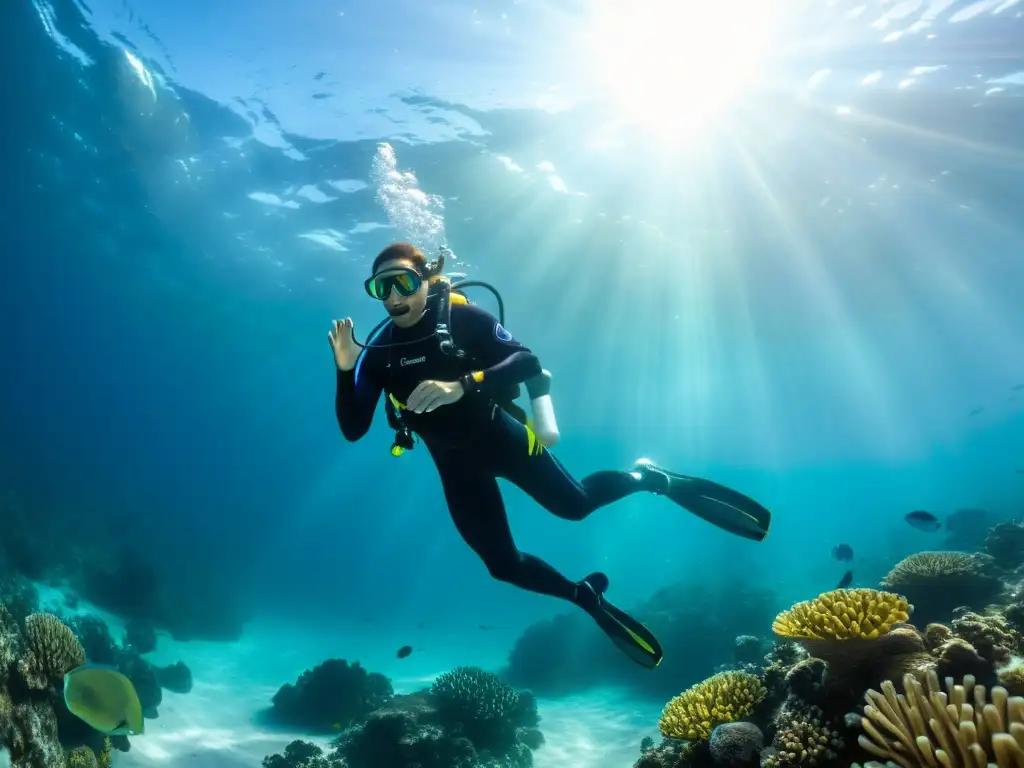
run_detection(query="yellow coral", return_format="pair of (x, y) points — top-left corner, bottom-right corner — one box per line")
(772, 588), (910, 641)
(17, 613), (86, 690)
(860, 669), (1024, 768)
(98, 737), (113, 768)
(67, 745), (99, 768)
(658, 670), (766, 741)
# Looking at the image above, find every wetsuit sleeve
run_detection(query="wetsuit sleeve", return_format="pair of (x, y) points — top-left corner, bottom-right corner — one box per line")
(453, 303), (542, 396)
(335, 352), (383, 442)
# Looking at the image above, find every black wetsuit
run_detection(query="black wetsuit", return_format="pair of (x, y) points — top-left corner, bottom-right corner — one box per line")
(335, 297), (657, 605)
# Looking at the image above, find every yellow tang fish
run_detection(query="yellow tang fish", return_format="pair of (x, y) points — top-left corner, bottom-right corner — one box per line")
(64, 663), (145, 736)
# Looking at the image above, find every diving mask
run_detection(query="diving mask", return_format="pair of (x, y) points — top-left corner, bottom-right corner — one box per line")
(364, 267), (423, 300)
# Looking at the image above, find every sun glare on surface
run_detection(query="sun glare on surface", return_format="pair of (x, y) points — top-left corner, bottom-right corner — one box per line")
(581, 0), (785, 142)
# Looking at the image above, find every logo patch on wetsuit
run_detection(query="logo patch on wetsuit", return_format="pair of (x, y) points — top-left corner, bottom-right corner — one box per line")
(494, 323), (514, 343)
(400, 356), (426, 367)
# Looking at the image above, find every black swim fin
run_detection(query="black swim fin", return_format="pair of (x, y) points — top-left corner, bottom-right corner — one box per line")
(576, 573), (663, 670)
(635, 459), (772, 542)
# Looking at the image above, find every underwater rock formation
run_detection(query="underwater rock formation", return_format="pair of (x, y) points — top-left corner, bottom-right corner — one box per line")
(985, 520), (1024, 571)
(506, 578), (778, 698)
(121, 620), (157, 655)
(118, 653), (161, 718)
(880, 551), (1003, 625)
(266, 658), (393, 733)
(155, 661), (192, 694)
(263, 666), (544, 768)
(69, 615), (118, 666)
(77, 550), (249, 643)
(942, 508), (995, 552)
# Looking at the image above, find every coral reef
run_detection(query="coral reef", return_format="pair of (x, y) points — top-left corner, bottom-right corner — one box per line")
(266, 658), (393, 733)
(262, 740), (335, 768)
(859, 670), (1024, 768)
(18, 613), (86, 691)
(659, 671), (767, 741)
(430, 666), (536, 753)
(996, 664), (1024, 695)
(880, 551), (1003, 625)
(710, 722), (764, 768)
(760, 703), (843, 768)
(0, 602), (191, 766)
(949, 610), (1022, 667)
(771, 589), (929, 706)
(263, 667), (544, 768)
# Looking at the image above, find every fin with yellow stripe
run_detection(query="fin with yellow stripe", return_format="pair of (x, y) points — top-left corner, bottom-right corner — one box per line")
(577, 573), (663, 670)
(634, 460), (772, 543)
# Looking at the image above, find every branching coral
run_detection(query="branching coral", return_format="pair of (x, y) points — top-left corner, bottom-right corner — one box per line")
(268, 658), (392, 733)
(17, 613), (86, 690)
(881, 552), (1002, 625)
(761, 704), (842, 768)
(430, 666), (524, 728)
(659, 670), (766, 741)
(859, 670), (1024, 768)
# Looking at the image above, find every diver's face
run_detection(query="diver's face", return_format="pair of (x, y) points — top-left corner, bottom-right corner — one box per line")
(374, 259), (429, 328)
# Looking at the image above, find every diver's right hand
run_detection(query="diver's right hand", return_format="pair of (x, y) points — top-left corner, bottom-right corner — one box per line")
(328, 318), (361, 371)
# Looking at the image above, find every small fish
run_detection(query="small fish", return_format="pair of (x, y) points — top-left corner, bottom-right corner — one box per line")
(64, 663), (144, 736)
(831, 544), (853, 562)
(396, 645), (413, 659)
(837, 570), (853, 589)
(906, 510), (942, 532)
(1012, 383), (1024, 392)
(479, 625), (496, 631)
(968, 407), (984, 417)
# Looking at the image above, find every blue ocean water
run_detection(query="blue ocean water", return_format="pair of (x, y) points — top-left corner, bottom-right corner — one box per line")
(1, 0), (1024, 766)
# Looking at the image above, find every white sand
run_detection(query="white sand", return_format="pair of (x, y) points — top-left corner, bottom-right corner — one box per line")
(2, 588), (661, 767)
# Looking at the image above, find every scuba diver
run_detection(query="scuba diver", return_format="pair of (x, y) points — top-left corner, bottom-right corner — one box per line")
(330, 242), (772, 669)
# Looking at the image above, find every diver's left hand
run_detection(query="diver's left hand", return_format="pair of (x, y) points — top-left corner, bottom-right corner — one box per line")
(406, 380), (465, 414)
